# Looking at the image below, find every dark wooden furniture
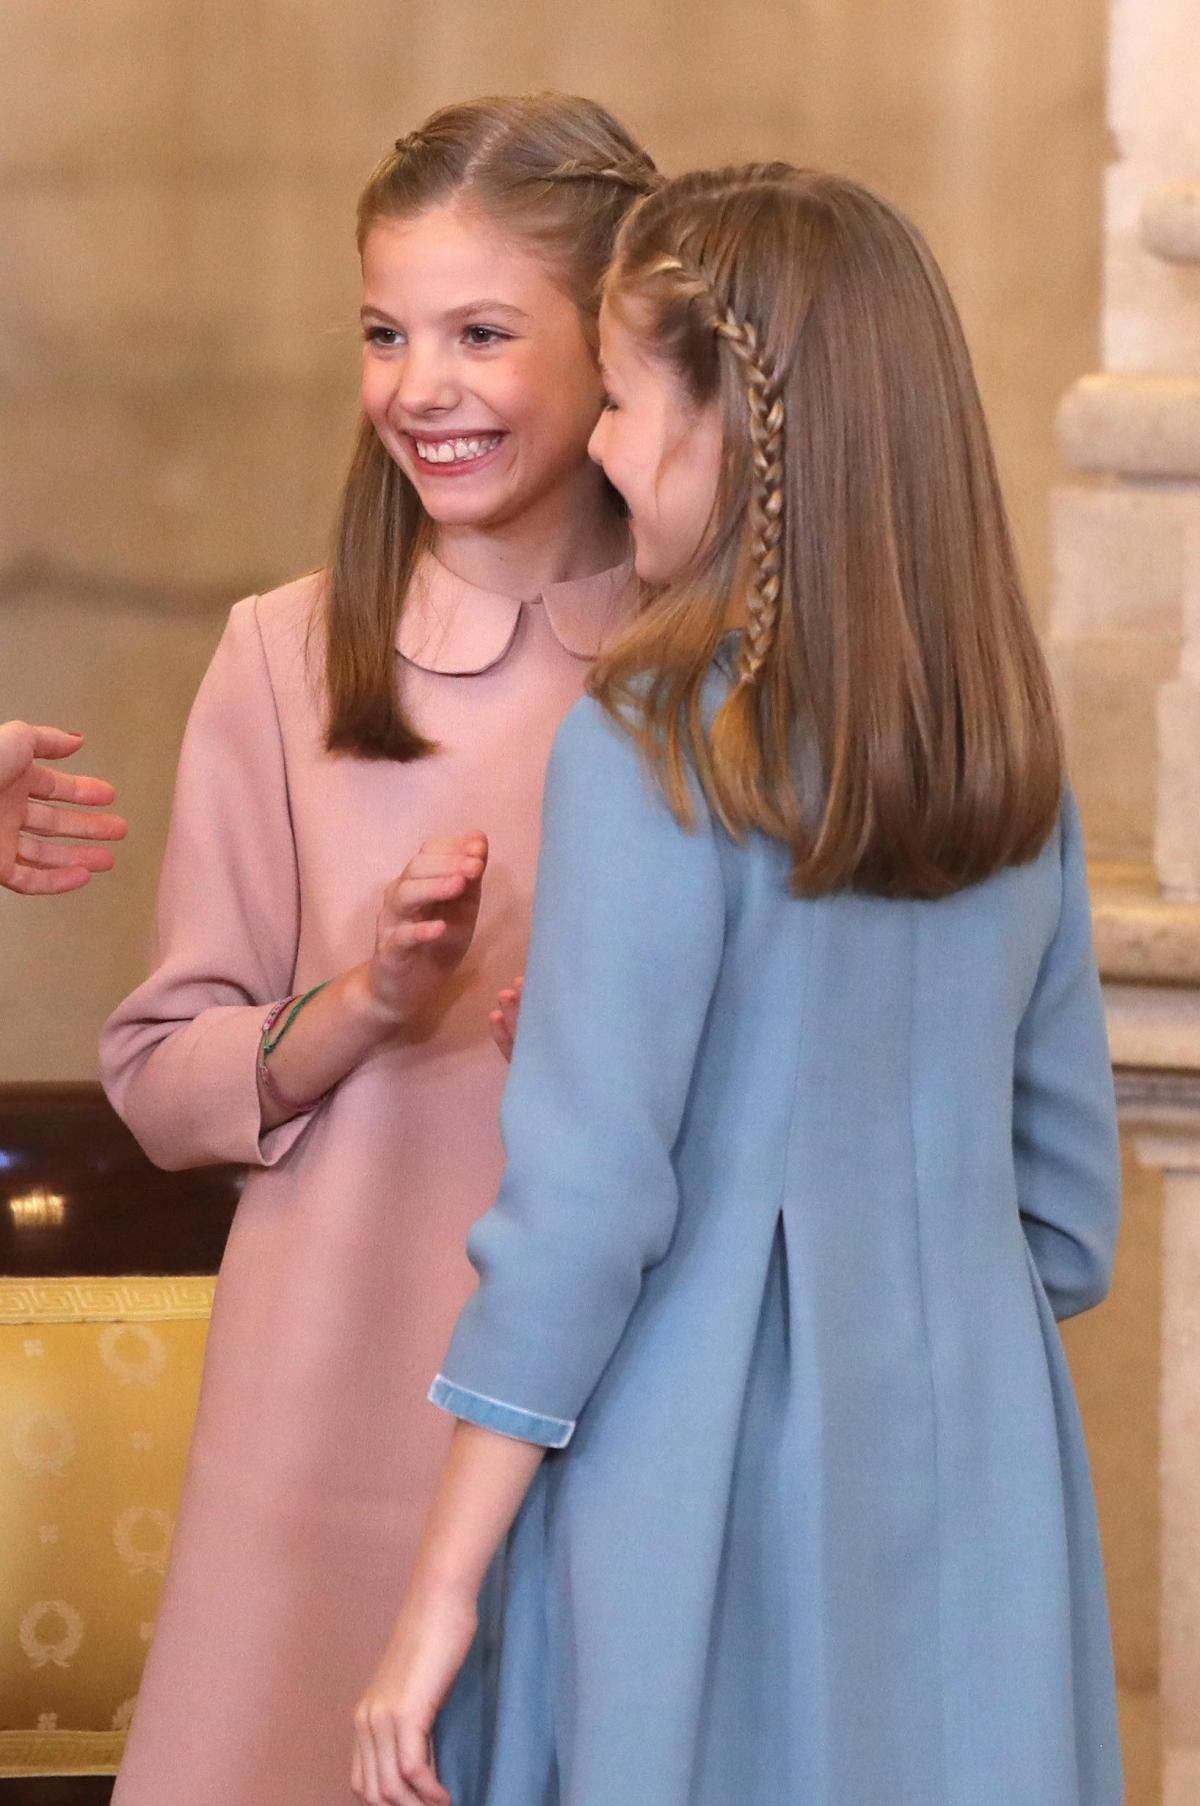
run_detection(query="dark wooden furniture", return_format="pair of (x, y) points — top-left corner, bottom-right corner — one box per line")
(2, 1785), (116, 1805)
(0, 1082), (242, 1278)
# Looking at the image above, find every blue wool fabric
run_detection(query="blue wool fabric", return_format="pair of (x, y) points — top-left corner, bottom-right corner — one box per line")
(432, 685), (1123, 1806)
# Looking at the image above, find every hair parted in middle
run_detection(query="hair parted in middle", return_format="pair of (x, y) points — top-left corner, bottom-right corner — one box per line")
(592, 163), (1064, 901)
(325, 92), (659, 763)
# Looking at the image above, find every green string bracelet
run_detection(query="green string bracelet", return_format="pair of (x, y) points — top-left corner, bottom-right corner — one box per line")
(262, 982), (329, 1059)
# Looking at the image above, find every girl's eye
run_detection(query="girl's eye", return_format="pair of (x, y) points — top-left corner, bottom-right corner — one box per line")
(601, 396), (619, 413)
(364, 326), (403, 348)
(463, 326), (511, 348)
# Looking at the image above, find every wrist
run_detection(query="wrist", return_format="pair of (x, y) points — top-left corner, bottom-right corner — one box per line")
(342, 960), (409, 1037)
(407, 1559), (483, 1616)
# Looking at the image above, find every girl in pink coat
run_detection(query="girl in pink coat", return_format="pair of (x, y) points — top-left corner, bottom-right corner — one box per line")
(99, 93), (652, 1806)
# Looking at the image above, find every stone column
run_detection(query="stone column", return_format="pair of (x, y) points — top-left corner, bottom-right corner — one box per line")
(1051, 0), (1200, 874)
(1050, 2), (1200, 1799)
(1119, 1074), (1200, 1806)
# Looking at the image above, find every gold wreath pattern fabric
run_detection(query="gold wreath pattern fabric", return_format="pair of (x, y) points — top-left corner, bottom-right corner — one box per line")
(0, 1279), (212, 1776)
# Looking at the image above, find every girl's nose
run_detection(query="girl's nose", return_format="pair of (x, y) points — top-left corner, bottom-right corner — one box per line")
(393, 347), (459, 417)
(587, 412), (608, 467)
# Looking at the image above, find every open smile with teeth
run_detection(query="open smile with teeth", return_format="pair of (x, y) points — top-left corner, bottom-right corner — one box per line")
(412, 434), (504, 466)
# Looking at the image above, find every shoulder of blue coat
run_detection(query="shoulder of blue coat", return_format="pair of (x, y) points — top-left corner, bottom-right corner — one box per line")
(1059, 782), (1082, 845)
(549, 666), (730, 832)
(549, 692), (639, 780)
(554, 649), (736, 755)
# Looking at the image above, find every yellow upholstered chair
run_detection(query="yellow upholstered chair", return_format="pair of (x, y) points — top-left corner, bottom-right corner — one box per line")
(0, 1086), (240, 1795)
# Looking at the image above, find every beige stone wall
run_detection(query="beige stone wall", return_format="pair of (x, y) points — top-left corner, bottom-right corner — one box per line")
(0, 0), (1109, 1079)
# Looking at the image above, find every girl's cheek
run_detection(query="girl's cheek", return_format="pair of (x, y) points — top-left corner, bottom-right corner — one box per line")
(606, 430), (636, 494)
(468, 363), (525, 417)
(359, 364), (391, 422)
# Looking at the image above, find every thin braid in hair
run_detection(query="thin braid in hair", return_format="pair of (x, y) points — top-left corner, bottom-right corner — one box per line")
(389, 141), (655, 191)
(538, 155), (660, 193)
(651, 256), (785, 687)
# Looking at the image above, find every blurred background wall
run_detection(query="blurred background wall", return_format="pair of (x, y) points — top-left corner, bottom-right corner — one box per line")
(1, 0), (1109, 1077)
(1, 3), (1163, 1801)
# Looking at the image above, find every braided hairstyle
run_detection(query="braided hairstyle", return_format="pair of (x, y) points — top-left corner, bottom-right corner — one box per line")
(593, 165), (1063, 898)
(644, 255), (787, 691)
(391, 136), (659, 200)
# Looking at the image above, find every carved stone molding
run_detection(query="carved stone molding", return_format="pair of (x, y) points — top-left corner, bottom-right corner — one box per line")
(1141, 186), (1200, 265)
(1058, 373), (1200, 479)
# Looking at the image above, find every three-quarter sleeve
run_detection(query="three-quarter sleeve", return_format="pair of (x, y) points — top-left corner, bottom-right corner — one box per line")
(100, 596), (316, 1171)
(430, 697), (726, 1447)
(1014, 791), (1121, 1320)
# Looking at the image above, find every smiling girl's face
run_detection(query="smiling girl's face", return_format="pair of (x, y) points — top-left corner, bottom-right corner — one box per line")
(360, 205), (611, 541)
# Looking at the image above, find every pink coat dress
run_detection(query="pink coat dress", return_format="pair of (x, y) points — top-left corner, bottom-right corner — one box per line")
(99, 551), (632, 1806)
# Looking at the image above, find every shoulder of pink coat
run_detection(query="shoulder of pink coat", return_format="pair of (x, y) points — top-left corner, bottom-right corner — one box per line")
(221, 571), (326, 708)
(248, 569), (325, 650)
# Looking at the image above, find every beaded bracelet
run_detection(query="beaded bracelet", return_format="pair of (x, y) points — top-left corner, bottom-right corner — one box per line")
(257, 983), (330, 1116)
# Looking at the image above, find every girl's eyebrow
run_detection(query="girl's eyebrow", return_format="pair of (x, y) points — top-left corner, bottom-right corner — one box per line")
(443, 299), (532, 325)
(358, 300), (532, 328)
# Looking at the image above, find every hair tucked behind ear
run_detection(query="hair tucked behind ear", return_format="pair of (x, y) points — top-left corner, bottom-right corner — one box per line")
(323, 94), (657, 761)
(592, 165), (1063, 900)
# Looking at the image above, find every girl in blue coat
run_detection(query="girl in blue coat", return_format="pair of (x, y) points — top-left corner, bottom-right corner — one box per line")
(352, 164), (1123, 1806)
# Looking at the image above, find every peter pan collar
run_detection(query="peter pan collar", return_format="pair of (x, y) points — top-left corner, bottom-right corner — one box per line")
(396, 552), (635, 675)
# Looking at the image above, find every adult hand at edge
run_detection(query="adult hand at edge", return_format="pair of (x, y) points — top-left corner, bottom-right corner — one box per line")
(0, 722), (128, 896)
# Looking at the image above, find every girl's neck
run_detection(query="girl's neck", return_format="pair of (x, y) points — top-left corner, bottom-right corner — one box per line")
(432, 466), (628, 599)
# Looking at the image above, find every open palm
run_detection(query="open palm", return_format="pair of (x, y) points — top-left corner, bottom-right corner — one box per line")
(0, 722), (127, 896)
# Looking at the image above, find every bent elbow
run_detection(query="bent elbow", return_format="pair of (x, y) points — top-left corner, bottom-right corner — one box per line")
(1051, 1216), (1119, 1319)
(107, 1090), (193, 1174)
(132, 1132), (196, 1175)
(101, 1055), (194, 1175)
(1023, 1201), (1119, 1323)
(1051, 1256), (1113, 1321)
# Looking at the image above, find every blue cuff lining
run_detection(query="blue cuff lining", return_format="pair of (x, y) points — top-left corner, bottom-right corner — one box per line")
(428, 1375), (575, 1450)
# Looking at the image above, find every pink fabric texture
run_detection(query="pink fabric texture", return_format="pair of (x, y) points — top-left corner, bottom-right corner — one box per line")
(100, 552), (632, 1806)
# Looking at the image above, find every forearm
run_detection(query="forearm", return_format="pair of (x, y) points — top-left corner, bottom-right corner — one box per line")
(353, 1422), (543, 1798)
(257, 961), (400, 1128)
(409, 1421), (545, 1604)
(260, 834), (490, 1127)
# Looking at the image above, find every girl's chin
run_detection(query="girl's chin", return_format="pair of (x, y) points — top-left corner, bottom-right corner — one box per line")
(416, 492), (511, 528)
(404, 465), (505, 511)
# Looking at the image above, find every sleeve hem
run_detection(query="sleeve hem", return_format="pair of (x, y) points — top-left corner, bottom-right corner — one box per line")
(428, 1375), (575, 1449)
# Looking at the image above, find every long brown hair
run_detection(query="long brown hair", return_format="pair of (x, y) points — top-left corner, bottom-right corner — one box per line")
(325, 93), (657, 760)
(593, 165), (1064, 899)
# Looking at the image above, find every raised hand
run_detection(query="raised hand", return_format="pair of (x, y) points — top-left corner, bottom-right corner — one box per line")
(0, 722), (127, 896)
(255, 833), (491, 1129)
(366, 834), (489, 1029)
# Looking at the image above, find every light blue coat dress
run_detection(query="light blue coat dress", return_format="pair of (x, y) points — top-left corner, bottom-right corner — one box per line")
(430, 681), (1123, 1806)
